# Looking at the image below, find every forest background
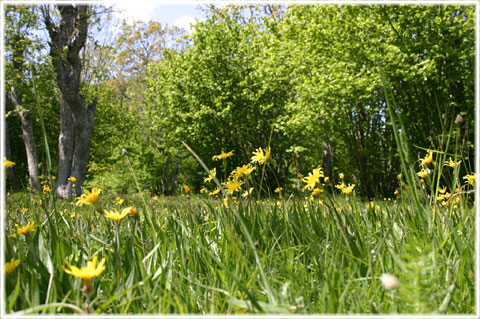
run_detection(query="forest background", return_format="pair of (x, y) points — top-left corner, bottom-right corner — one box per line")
(4, 3), (475, 199)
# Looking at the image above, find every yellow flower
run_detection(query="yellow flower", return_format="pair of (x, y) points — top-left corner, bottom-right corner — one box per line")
(312, 188), (323, 196)
(419, 150), (433, 167)
(335, 182), (346, 190)
(394, 189), (400, 195)
(212, 150), (234, 161)
(10, 221), (38, 237)
(68, 176), (77, 183)
(324, 176), (330, 183)
(76, 187), (102, 207)
(223, 197), (229, 208)
(209, 188), (221, 196)
(397, 173), (402, 180)
(242, 187), (254, 198)
(438, 186), (447, 194)
(5, 258), (21, 275)
(183, 185), (191, 194)
(444, 157), (461, 168)
(124, 206), (137, 218)
(63, 255), (106, 293)
(43, 185), (51, 193)
(302, 167), (324, 190)
(222, 179), (244, 195)
(200, 187), (207, 193)
(251, 146), (271, 165)
(204, 168), (217, 183)
(104, 209), (130, 222)
(342, 184), (355, 195)
(274, 187), (283, 193)
(113, 197), (124, 205)
(339, 173), (344, 180)
(20, 208), (28, 214)
(231, 164), (254, 179)
(463, 173), (476, 185)
(153, 196), (159, 201)
(417, 169), (428, 179)
(4, 157), (15, 169)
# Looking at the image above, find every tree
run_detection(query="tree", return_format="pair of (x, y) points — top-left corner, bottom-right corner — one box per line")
(42, 4), (98, 198)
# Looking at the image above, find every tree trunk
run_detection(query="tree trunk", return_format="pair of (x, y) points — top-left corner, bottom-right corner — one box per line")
(322, 143), (331, 180)
(43, 4), (96, 198)
(4, 118), (19, 190)
(56, 95), (74, 198)
(8, 87), (39, 191)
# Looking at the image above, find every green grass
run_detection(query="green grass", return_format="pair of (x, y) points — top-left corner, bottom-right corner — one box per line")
(4, 184), (475, 314)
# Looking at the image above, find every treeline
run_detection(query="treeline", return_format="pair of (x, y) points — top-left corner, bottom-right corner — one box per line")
(5, 4), (475, 198)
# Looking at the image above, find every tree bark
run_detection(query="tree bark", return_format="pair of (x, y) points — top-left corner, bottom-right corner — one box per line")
(4, 118), (19, 190)
(8, 87), (39, 191)
(56, 95), (74, 198)
(43, 4), (96, 198)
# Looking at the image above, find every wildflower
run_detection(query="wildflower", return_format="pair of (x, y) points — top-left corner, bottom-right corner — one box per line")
(68, 176), (77, 183)
(335, 182), (346, 190)
(104, 209), (130, 222)
(183, 185), (191, 195)
(251, 146), (271, 165)
(212, 150), (234, 161)
(76, 187), (102, 207)
(5, 258), (21, 275)
(209, 188), (221, 196)
(417, 169), (428, 179)
(463, 173), (476, 185)
(339, 173), (345, 180)
(312, 188), (323, 196)
(63, 255), (106, 293)
(223, 197), (229, 208)
(124, 206), (137, 218)
(20, 208), (28, 214)
(113, 197), (124, 205)
(200, 187), (207, 193)
(380, 273), (401, 290)
(275, 187), (283, 194)
(10, 221), (38, 237)
(231, 164), (254, 179)
(444, 157), (461, 168)
(222, 179), (243, 195)
(4, 157), (15, 169)
(397, 173), (402, 180)
(324, 176), (330, 183)
(153, 196), (159, 201)
(419, 150), (433, 167)
(43, 185), (51, 193)
(438, 186), (447, 194)
(204, 168), (217, 183)
(342, 184), (355, 195)
(242, 187), (254, 198)
(394, 189), (400, 196)
(302, 167), (324, 190)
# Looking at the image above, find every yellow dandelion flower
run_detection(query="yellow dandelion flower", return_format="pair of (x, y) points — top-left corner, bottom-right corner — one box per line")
(4, 157), (15, 169)
(10, 221), (38, 237)
(212, 150), (234, 161)
(63, 255), (106, 292)
(76, 187), (102, 207)
(251, 146), (271, 165)
(222, 179), (244, 195)
(463, 173), (476, 185)
(232, 164), (254, 179)
(275, 187), (283, 193)
(419, 150), (433, 167)
(444, 157), (461, 168)
(104, 209), (130, 222)
(5, 258), (21, 275)
(342, 184), (355, 195)
(417, 169), (428, 179)
(204, 168), (217, 183)
(302, 167), (324, 191)
(209, 188), (221, 196)
(43, 185), (51, 193)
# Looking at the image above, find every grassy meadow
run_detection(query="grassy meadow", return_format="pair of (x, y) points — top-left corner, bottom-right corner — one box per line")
(3, 147), (476, 315)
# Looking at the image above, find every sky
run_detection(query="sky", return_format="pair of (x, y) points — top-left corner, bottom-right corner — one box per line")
(111, 1), (207, 32)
